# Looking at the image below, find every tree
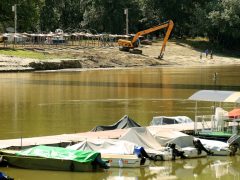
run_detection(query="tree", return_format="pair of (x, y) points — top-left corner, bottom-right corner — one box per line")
(18, 0), (43, 32)
(59, 0), (83, 31)
(40, 0), (61, 32)
(80, 0), (141, 34)
(192, 0), (240, 48)
(0, 0), (18, 32)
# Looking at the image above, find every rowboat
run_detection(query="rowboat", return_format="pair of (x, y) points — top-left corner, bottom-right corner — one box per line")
(0, 145), (109, 172)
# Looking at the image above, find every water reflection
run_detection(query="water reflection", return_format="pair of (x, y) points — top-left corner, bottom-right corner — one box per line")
(1, 66), (240, 179)
(1, 156), (239, 180)
(104, 156), (240, 180)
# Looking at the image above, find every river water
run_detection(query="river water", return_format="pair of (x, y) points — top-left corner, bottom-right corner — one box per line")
(0, 65), (240, 179)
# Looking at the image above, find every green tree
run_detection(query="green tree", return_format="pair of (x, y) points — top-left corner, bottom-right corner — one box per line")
(40, 0), (61, 32)
(192, 0), (240, 48)
(59, 0), (83, 31)
(18, 0), (43, 32)
(81, 0), (141, 34)
(0, 0), (15, 32)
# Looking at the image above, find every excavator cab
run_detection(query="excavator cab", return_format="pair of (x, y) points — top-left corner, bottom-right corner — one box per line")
(118, 20), (174, 58)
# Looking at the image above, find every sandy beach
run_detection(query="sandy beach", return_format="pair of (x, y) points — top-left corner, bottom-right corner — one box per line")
(0, 41), (240, 71)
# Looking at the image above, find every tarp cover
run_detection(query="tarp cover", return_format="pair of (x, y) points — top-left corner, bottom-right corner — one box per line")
(91, 115), (141, 132)
(119, 127), (163, 151)
(66, 139), (136, 155)
(198, 138), (229, 152)
(16, 145), (100, 163)
(166, 135), (194, 148)
(148, 128), (190, 145)
(150, 116), (193, 126)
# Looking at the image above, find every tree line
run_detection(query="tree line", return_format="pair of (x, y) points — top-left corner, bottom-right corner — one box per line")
(0, 0), (239, 49)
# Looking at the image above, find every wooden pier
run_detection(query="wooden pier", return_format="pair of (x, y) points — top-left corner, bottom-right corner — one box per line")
(0, 122), (211, 149)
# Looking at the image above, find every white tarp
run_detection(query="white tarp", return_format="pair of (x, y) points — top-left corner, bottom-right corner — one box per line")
(148, 127), (230, 156)
(119, 127), (164, 151)
(198, 138), (231, 156)
(66, 139), (136, 155)
(148, 127), (189, 145)
(118, 127), (174, 160)
(150, 116), (193, 126)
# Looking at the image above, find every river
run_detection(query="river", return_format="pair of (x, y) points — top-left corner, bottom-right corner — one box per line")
(0, 65), (240, 179)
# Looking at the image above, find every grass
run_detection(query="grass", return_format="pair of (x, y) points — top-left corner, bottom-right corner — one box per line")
(0, 48), (60, 60)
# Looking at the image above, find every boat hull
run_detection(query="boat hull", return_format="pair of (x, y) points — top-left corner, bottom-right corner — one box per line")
(1, 150), (104, 172)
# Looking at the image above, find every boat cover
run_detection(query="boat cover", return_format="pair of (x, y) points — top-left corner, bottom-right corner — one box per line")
(198, 138), (230, 153)
(148, 128), (191, 145)
(119, 127), (163, 151)
(16, 145), (100, 163)
(91, 115), (141, 132)
(66, 139), (136, 155)
(165, 135), (195, 148)
(150, 116), (193, 126)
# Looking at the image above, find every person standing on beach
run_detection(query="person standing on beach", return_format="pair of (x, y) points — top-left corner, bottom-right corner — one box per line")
(210, 50), (213, 59)
(205, 49), (209, 58)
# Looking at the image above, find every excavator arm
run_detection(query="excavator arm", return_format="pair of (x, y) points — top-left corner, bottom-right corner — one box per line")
(118, 20), (174, 59)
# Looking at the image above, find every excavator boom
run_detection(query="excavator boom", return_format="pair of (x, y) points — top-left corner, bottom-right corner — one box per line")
(118, 20), (174, 58)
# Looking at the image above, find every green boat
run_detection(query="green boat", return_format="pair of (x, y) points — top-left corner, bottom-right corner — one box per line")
(0, 145), (109, 172)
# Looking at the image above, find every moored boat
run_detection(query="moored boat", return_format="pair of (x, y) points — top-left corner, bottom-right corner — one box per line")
(0, 145), (109, 172)
(66, 139), (150, 167)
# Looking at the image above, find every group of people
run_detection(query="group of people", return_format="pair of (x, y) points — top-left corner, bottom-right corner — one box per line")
(200, 49), (213, 61)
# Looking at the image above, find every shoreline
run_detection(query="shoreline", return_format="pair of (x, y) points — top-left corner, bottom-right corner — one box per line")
(0, 41), (240, 72)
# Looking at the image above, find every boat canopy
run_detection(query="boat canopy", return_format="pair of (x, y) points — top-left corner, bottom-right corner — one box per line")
(188, 90), (240, 103)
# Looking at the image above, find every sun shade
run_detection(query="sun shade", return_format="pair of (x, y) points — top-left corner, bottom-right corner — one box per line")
(188, 90), (240, 103)
(228, 108), (240, 118)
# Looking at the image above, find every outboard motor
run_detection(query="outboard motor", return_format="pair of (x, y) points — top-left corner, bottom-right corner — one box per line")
(227, 134), (240, 155)
(193, 139), (213, 155)
(134, 146), (154, 163)
(167, 143), (186, 160)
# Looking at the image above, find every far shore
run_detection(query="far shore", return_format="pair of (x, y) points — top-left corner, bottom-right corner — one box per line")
(0, 41), (240, 72)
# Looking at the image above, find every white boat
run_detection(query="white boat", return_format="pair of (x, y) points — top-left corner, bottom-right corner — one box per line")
(150, 116), (193, 126)
(148, 127), (232, 156)
(66, 139), (150, 167)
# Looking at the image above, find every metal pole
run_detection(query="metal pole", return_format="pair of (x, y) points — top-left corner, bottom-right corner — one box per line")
(14, 4), (17, 33)
(125, 8), (128, 35)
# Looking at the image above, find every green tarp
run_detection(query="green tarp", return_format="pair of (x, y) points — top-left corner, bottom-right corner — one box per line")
(16, 145), (100, 163)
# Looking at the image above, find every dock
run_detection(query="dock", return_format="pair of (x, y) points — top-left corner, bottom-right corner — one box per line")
(0, 122), (211, 149)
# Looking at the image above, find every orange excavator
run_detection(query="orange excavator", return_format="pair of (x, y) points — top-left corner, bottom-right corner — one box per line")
(118, 20), (174, 59)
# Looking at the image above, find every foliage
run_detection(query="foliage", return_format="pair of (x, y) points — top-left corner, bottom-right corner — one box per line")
(0, 0), (239, 49)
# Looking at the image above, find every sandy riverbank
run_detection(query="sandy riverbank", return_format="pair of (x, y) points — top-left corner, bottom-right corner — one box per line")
(0, 41), (240, 72)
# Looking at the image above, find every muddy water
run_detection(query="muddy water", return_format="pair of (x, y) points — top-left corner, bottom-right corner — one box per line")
(1, 65), (240, 179)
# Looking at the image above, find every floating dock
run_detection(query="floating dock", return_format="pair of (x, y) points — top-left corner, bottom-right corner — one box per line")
(0, 122), (211, 149)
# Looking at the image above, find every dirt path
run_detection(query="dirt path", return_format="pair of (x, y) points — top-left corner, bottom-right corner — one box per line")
(0, 41), (240, 71)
